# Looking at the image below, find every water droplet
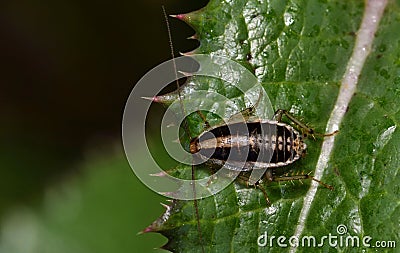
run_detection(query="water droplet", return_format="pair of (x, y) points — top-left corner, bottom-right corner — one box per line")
(284, 12), (294, 26)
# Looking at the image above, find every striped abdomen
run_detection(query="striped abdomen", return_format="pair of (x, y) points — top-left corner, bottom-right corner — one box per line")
(189, 120), (306, 171)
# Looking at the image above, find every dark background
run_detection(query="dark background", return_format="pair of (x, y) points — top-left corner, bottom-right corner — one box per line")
(0, 0), (207, 241)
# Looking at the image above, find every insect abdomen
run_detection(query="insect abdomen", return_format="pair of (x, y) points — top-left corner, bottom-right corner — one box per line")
(190, 121), (306, 170)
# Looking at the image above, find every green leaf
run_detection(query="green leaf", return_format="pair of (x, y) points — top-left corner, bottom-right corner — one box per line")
(304, 1), (400, 252)
(148, 0), (400, 252)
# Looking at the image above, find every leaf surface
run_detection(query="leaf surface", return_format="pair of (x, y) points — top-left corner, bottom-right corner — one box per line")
(148, 0), (400, 252)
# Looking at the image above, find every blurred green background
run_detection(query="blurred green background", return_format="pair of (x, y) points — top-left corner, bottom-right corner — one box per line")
(0, 0), (208, 252)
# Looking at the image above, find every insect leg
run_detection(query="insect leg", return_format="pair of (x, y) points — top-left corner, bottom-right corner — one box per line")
(255, 182), (271, 206)
(272, 172), (334, 190)
(236, 174), (272, 206)
(196, 111), (211, 129)
(274, 109), (338, 137)
(227, 86), (266, 123)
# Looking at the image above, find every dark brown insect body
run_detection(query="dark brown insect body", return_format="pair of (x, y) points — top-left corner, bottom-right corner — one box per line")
(188, 109), (335, 201)
(190, 120), (306, 176)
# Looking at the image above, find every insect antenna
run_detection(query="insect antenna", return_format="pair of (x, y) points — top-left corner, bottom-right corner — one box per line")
(162, 6), (205, 253)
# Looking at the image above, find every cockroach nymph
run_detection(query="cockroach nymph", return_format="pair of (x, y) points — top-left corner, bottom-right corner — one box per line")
(188, 109), (336, 205)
